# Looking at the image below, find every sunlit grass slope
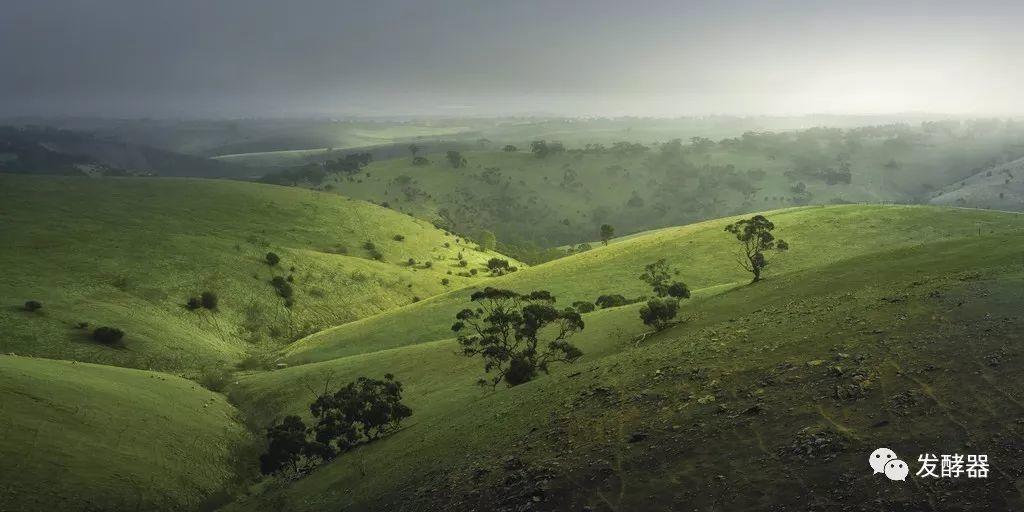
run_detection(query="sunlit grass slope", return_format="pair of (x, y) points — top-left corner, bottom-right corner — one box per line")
(228, 208), (1024, 510)
(0, 174), (516, 374)
(0, 355), (249, 512)
(285, 204), (1024, 364)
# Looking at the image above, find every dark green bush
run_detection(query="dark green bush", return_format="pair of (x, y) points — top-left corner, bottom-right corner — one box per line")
(572, 301), (596, 313)
(23, 300), (42, 312)
(200, 291), (218, 310)
(92, 326), (125, 345)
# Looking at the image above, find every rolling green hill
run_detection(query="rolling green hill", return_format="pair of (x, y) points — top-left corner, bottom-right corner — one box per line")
(222, 204), (1024, 511)
(283, 205), (1023, 364)
(0, 355), (250, 512)
(300, 123), (1024, 256)
(0, 174), (518, 375)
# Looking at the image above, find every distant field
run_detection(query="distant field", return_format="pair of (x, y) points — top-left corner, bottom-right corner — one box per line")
(212, 125), (474, 167)
(0, 355), (249, 512)
(0, 174), (517, 374)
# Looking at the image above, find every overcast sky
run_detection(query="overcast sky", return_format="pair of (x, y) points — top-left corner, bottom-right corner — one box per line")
(2, 0), (1022, 118)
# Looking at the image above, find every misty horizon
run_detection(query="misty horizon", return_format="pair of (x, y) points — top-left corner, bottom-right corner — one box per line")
(3, 0), (1023, 119)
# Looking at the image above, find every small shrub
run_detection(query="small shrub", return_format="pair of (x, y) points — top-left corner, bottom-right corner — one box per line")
(441, 278), (450, 286)
(271, 276), (294, 299)
(458, 259), (468, 267)
(198, 366), (233, 392)
(265, 252), (281, 266)
(200, 291), (218, 310)
(74, 321), (89, 329)
(572, 301), (596, 313)
(92, 326), (125, 345)
(470, 268), (478, 275)
(423, 261), (432, 268)
(407, 258), (416, 266)
(23, 300), (42, 312)
(595, 294), (630, 309)
(393, 234), (405, 242)
(186, 297), (202, 310)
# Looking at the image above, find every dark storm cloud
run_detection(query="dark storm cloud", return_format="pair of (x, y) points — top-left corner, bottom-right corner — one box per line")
(2, 0), (1022, 117)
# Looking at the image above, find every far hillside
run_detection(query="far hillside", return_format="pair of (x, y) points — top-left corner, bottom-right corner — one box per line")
(272, 120), (1024, 260)
(931, 154), (1024, 211)
(0, 174), (519, 375)
(0, 126), (252, 178)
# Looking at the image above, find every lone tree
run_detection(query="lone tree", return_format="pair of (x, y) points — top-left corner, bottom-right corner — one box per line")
(446, 150), (467, 168)
(638, 259), (690, 330)
(599, 224), (615, 246)
(639, 259), (691, 299)
(407, 143), (422, 158)
(452, 288), (584, 387)
(724, 214), (789, 283)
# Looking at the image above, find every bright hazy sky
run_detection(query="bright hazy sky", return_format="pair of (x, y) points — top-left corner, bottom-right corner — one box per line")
(2, 0), (1022, 118)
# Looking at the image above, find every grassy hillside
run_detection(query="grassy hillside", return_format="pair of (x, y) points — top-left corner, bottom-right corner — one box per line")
(0, 355), (250, 512)
(299, 123), (1024, 253)
(931, 155), (1024, 211)
(284, 205), (1024, 364)
(0, 174), (517, 375)
(225, 205), (1024, 511)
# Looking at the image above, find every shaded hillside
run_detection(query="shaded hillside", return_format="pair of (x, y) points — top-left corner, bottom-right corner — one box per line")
(0, 126), (251, 178)
(0, 355), (250, 512)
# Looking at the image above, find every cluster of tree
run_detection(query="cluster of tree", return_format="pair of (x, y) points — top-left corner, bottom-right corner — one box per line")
(259, 164), (327, 186)
(452, 288), (584, 387)
(486, 257), (517, 275)
(637, 259), (691, 330)
(594, 294), (641, 309)
(530, 140), (566, 158)
(581, 215), (788, 332)
(324, 153), (372, 175)
(260, 374), (412, 475)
